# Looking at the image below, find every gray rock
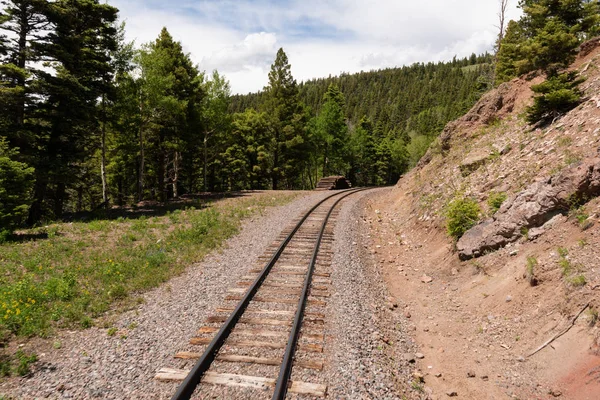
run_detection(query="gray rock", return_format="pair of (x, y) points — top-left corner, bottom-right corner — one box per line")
(458, 158), (600, 260)
(459, 151), (490, 177)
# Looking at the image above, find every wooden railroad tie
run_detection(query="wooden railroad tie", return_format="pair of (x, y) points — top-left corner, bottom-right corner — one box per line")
(189, 337), (323, 353)
(225, 294), (327, 306)
(155, 370), (327, 397)
(174, 352), (324, 371)
(196, 326), (324, 341)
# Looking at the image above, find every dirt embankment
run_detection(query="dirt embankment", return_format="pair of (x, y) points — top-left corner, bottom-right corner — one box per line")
(371, 40), (600, 399)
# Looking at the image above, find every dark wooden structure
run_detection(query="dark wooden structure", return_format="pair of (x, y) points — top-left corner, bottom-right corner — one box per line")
(315, 176), (352, 190)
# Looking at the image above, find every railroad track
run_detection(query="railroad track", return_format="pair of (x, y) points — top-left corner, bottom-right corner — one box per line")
(155, 188), (367, 399)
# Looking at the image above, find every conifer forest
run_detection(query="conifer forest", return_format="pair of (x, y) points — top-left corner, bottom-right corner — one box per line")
(1, 0), (599, 234)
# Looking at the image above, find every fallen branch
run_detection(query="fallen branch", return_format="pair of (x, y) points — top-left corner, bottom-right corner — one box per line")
(528, 303), (590, 358)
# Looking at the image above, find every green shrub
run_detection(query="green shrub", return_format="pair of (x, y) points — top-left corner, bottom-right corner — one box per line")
(570, 275), (586, 287)
(487, 192), (507, 215)
(14, 350), (37, 376)
(526, 72), (584, 124)
(446, 197), (481, 239)
(526, 256), (539, 286)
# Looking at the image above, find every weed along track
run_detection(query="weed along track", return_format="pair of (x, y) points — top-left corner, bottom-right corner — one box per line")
(155, 188), (369, 399)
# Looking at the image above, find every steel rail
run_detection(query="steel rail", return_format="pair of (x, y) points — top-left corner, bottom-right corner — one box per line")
(271, 187), (371, 400)
(171, 189), (356, 400)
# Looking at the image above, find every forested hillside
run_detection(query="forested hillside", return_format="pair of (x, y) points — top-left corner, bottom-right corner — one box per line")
(0, 0), (492, 232)
(232, 54), (492, 140)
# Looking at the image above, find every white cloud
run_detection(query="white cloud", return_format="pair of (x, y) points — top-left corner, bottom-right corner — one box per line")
(111, 0), (523, 94)
(200, 32), (278, 73)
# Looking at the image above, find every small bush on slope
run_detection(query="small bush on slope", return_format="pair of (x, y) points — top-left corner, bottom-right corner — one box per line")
(446, 197), (481, 239)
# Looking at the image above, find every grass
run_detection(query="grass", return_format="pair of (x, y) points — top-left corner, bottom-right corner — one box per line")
(0, 349), (37, 377)
(526, 256), (539, 286)
(569, 206), (593, 230)
(569, 275), (587, 287)
(588, 308), (598, 327)
(556, 247), (587, 287)
(0, 192), (300, 339)
(411, 381), (424, 392)
(487, 191), (507, 215)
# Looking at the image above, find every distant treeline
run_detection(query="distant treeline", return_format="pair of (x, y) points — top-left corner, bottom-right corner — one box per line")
(232, 54), (493, 154)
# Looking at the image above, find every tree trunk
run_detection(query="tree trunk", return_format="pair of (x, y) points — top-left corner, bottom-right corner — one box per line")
(54, 181), (66, 219)
(173, 151), (179, 198)
(16, 7), (28, 126)
(272, 147), (279, 190)
(100, 96), (108, 208)
(203, 133), (208, 192)
(27, 177), (47, 226)
(138, 100), (145, 202)
(158, 147), (166, 204)
(323, 143), (329, 178)
(77, 186), (83, 212)
(117, 177), (123, 206)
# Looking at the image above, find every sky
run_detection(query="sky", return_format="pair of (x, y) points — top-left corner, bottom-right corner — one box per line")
(112, 0), (522, 95)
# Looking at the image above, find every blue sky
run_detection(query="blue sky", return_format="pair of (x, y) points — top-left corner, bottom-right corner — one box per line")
(112, 0), (522, 94)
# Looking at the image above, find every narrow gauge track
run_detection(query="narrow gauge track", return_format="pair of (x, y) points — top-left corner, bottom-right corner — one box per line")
(155, 188), (368, 399)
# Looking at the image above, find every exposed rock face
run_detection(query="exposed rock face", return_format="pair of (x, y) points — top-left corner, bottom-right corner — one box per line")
(457, 158), (600, 260)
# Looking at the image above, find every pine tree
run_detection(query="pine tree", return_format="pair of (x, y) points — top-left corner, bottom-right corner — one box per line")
(495, 20), (528, 84)
(315, 83), (347, 176)
(497, 0), (594, 83)
(526, 71), (584, 123)
(0, 0), (48, 164)
(0, 137), (33, 234)
(201, 71), (231, 192)
(219, 109), (271, 190)
(137, 27), (203, 202)
(263, 48), (306, 189)
(27, 0), (119, 220)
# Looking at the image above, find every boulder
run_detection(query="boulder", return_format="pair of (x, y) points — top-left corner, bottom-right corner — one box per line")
(459, 151), (490, 177)
(457, 158), (600, 260)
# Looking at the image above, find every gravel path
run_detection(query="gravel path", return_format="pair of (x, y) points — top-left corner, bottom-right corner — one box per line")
(2, 191), (332, 400)
(321, 188), (418, 400)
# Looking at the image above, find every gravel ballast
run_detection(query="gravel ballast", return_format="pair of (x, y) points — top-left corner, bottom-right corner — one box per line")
(320, 188), (417, 400)
(3, 188), (418, 400)
(2, 191), (332, 399)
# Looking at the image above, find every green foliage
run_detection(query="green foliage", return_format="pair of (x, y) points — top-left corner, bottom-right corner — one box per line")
(0, 349), (37, 377)
(526, 255), (539, 286)
(446, 197), (481, 239)
(15, 349), (36, 376)
(496, 20), (529, 84)
(487, 191), (508, 214)
(314, 84), (348, 176)
(0, 138), (34, 232)
(262, 48), (308, 189)
(557, 247), (573, 276)
(406, 135), (433, 168)
(496, 0), (597, 84)
(526, 256), (538, 275)
(232, 54), (492, 186)
(0, 193), (298, 337)
(570, 274), (587, 286)
(526, 72), (584, 124)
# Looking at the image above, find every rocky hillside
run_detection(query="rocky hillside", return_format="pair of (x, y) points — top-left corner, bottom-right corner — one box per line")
(370, 39), (600, 399)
